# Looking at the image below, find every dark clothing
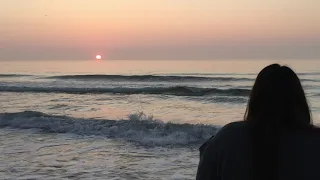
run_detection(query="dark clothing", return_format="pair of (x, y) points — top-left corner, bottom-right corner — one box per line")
(196, 121), (320, 180)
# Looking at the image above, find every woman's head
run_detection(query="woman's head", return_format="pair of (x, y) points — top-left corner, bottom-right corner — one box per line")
(245, 64), (313, 180)
(245, 64), (312, 129)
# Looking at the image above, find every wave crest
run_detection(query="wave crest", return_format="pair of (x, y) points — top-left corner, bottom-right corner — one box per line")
(0, 111), (218, 146)
(0, 85), (251, 97)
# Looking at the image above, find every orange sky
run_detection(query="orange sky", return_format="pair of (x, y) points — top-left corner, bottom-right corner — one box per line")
(1, 0), (320, 60)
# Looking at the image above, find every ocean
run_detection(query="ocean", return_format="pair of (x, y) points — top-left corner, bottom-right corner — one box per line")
(0, 60), (319, 179)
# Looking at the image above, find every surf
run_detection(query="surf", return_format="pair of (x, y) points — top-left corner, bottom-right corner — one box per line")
(0, 85), (251, 97)
(0, 111), (219, 146)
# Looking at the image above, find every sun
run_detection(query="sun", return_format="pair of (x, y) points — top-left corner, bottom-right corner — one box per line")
(96, 55), (102, 60)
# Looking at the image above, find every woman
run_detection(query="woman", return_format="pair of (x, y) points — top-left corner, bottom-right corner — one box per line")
(196, 64), (320, 180)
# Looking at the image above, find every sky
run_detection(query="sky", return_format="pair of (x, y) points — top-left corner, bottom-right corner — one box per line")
(1, 0), (320, 60)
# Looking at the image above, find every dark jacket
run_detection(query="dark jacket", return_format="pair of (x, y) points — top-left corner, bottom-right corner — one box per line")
(196, 121), (320, 180)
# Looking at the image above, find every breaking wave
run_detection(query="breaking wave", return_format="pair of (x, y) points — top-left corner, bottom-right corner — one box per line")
(0, 111), (219, 146)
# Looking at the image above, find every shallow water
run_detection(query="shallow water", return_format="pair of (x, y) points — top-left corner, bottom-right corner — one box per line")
(0, 128), (199, 180)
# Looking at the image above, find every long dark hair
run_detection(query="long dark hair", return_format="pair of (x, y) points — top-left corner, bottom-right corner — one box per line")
(244, 64), (313, 179)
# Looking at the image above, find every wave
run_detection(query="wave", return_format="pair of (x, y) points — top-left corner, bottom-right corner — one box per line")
(0, 111), (219, 146)
(129, 72), (320, 76)
(298, 72), (320, 76)
(0, 85), (251, 97)
(301, 79), (320, 83)
(188, 96), (248, 103)
(49, 74), (253, 82)
(48, 74), (320, 83)
(0, 74), (32, 77)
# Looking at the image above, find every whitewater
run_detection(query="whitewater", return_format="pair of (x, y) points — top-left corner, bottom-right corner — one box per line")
(0, 60), (319, 179)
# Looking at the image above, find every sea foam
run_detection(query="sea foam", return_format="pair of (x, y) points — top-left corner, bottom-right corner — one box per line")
(0, 111), (219, 146)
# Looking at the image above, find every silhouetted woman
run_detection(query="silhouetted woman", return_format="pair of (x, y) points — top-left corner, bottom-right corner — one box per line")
(196, 64), (320, 180)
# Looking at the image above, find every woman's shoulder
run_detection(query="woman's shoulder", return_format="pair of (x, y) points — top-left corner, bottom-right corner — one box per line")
(306, 125), (320, 141)
(222, 121), (248, 128)
(200, 121), (249, 154)
(310, 125), (320, 133)
(210, 121), (249, 142)
(217, 121), (249, 137)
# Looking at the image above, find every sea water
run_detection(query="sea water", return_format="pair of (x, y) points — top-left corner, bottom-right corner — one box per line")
(0, 60), (319, 179)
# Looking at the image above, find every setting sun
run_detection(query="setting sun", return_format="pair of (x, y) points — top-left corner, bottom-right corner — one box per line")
(96, 55), (102, 60)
